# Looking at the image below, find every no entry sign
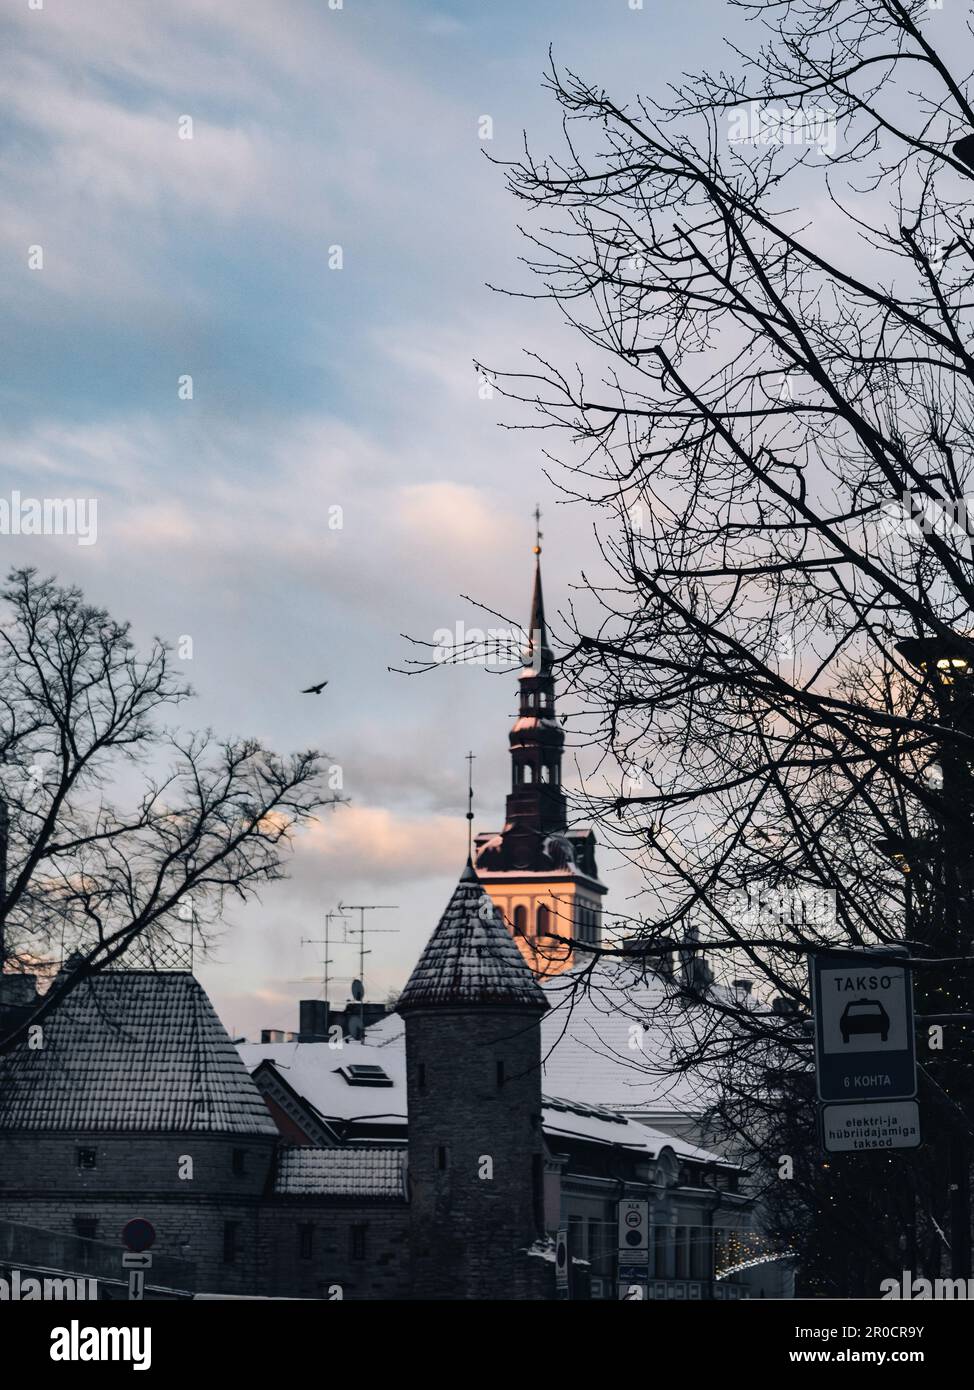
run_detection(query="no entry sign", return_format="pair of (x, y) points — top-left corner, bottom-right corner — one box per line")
(810, 949), (916, 1103)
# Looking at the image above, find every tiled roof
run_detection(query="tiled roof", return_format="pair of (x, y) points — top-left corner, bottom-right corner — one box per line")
(0, 971), (278, 1135)
(274, 1146), (406, 1199)
(398, 860), (548, 1011)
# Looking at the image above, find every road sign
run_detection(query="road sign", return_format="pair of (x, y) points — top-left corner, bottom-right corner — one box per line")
(128, 1270), (145, 1302)
(122, 1252), (153, 1269)
(822, 1100), (921, 1153)
(555, 1230), (569, 1292)
(618, 1199), (649, 1263)
(811, 949), (916, 1101)
(121, 1218), (156, 1253)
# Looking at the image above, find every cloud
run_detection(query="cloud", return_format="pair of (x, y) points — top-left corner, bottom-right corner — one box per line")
(301, 803), (466, 885)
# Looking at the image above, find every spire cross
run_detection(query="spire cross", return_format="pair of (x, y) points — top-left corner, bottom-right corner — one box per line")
(465, 750), (476, 858)
(533, 504), (542, 555)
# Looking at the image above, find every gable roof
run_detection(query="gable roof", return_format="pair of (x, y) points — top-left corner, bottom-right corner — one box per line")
(398, 860), (548, 1011)
(0, 971), (277, 1135)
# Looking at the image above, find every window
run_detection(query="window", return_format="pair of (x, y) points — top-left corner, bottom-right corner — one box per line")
(298, 1224), (314, 1261)
(76, 1148), (97, 1171)
(223, 1220), (239, 1264)
(540, 764), (550, 783)
(513, 905), (527, 937)
(588, 1218), (603, 1275)
(531, 1153), (545, 1233)
(496, 1059), (505, 1087)
(523, 764), (534, 784)
(417, 1061), (426, 1091)
(74, 1217), (98, 1240)
(536, 904), (550, 937)
(232, 1148), (246, 1176)
(675, 1226), (689, 1279)
(436, 1145), (449, 1171)
(350, 1224), (367, 1261)
(337, 1064), (393, 1087)
(691, 1225), (711, 1279)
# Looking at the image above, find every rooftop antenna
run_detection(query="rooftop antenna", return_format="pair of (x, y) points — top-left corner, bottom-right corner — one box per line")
(337, 902), (400, 1038)
(465, 749), (476, 860)
(298, 909), (350, 1001)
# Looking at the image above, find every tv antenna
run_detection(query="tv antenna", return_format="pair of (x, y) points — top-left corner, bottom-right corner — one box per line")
(296, 909), (351, 999)
(337, 902), (399, 1037)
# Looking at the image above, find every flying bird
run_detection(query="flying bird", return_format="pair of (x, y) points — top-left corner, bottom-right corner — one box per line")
(301, 681), (329, 695)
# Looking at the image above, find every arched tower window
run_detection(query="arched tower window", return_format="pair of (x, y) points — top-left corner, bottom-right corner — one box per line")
(513, 905), (527, 937)
(523, 764), (534, 784)
(536, 904), (550, 937)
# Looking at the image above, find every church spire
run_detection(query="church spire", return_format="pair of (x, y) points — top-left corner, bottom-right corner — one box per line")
(526, 505), (553, 676)
(502, 514), (566, 843)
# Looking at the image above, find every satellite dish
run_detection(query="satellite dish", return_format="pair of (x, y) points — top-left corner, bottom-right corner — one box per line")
(351, 979), (364, 1002)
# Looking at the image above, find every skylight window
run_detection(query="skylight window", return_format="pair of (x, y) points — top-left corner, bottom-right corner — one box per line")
(337, 1064), (393, 1088)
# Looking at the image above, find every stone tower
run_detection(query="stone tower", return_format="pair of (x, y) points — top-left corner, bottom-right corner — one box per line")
(398, 860), (550, 1300)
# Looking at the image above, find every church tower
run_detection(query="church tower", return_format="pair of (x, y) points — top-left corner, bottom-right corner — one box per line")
(399, 860), (550, 1300)
(474, 520), (607, 975)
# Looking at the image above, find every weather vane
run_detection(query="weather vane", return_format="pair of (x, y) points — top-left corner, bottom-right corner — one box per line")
(533, 504), (542, 556)
(465, 750), (476, 858)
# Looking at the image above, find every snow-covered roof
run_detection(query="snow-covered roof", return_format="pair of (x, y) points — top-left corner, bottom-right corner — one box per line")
(238, 1033), (408, 1130)
(0, 971), (278, 1136)
(275, 1146), (406, 1199)
(398, 860), (549, 1011)
(539, 958), (722, 1118)
(541, 1094), (729, 1165)
(237, 1029), (731, 1167)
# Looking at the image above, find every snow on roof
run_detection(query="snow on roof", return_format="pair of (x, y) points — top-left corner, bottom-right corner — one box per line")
(238, 1036), (408, 1129)
(541, 1094), (730, 1165)
(0, 971), (278, 1136)
(539, 958), (721, 1117)
(274, 1146), (406, 1199)
(237, 1031), (731, 1166)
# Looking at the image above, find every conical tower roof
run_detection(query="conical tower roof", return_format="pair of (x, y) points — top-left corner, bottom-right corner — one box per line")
(525, 551), (554, 674)
(399, 860), (548, 1011)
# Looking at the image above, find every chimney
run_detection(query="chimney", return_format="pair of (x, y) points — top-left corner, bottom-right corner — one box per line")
(299, 998), (330, 1042)
(0, 973), (38, 1038)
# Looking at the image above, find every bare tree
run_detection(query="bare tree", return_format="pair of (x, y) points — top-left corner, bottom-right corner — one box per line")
(476, 0), (974, 1289)
(0, 567), (334, 1052)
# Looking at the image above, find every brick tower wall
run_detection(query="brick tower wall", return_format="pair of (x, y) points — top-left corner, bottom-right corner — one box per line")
(404, 1006), (547, 1300)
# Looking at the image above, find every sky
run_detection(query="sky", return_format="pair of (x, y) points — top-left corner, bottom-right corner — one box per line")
(0, 0), (745, 1038)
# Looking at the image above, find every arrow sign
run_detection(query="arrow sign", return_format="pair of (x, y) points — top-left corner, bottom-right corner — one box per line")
(128, 1270), (145, 1302)
(122, 1252), (153, 1269)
